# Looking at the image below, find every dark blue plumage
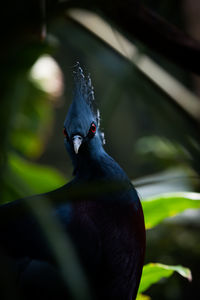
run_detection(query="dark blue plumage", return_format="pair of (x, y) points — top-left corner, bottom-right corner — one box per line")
(0, 64), (145, 300)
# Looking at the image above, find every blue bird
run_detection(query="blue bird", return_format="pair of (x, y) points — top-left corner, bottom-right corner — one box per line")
(0, 64), (145, 300)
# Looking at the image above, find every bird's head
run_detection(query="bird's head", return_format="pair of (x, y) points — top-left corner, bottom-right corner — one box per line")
(63, 63), (105, 167)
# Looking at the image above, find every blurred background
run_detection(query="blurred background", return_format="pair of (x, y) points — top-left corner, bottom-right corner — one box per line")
(0, 0), (200, 299)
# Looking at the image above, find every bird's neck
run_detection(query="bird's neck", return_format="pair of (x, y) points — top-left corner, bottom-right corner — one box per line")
(74, 147), (128, 184)
(72, 148), (139, 207)
(73, 146), (106, 178)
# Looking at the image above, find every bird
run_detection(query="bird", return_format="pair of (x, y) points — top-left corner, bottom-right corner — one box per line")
(0, 63), (145, 300)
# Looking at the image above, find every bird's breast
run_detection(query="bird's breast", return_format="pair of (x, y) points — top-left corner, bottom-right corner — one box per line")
(66, 196), (145, 300)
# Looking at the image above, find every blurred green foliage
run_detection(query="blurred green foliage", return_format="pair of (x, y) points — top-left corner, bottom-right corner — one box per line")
(2, 152), (66, 203)
(10, 80), (53, 159)
(0, 40), (66, 204)
(136, 191), (200, 299)
(142, 192), (200, 229)
(138, 263), (191, 296)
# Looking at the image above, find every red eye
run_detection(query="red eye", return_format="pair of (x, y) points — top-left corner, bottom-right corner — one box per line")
(63, 128), (68, 138)
(90, 123), (96, 133)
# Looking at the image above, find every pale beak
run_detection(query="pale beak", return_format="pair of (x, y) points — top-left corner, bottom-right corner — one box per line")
(72, 135), (83, 154)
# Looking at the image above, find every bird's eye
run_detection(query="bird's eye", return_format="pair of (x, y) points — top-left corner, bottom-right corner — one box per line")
(63, 128), (69, 140)
(90, 123), (96, 134)
(87, 122), (96, 138)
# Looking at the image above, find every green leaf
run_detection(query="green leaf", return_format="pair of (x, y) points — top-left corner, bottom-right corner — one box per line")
(136, 293), (151, 300)
(138, 263), (192, 294)
(142, 192), (200, 229)
(2, 152), (67, 202)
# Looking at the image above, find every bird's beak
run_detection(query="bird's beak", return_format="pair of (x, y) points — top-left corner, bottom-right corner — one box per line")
(72, 135), (83, 154)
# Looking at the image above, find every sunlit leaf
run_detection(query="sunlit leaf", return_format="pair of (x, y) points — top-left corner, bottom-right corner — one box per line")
(136, 293), (151, 300)
(142, 192), (200, 229)
(138, 263), (192, 294)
